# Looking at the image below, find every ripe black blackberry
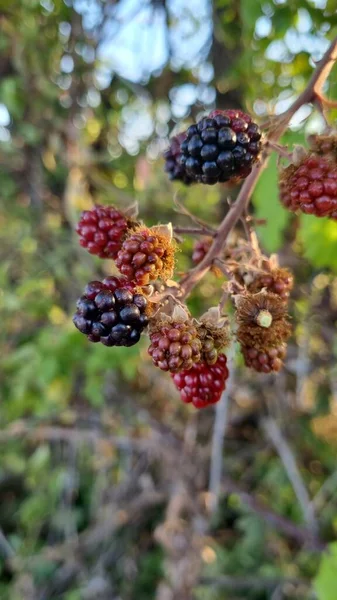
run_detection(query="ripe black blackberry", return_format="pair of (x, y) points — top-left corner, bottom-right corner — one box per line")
(164, 133), (193, 185)
(179, 109), (262, 185)
(73, 276), (150, 347)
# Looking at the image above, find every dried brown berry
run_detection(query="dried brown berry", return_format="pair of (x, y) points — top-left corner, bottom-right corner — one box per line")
(115, 225), (176, 285)
(235, 291), (291, 373)
(148, 310), (202, 373)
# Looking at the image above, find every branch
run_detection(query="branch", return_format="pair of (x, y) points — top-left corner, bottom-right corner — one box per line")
(261, 417), (319, 535)
(199, 575), (308, 592)
(221, 478), (325, 551)
(178, 35), (337, 299)
(208, 342), (235, 514)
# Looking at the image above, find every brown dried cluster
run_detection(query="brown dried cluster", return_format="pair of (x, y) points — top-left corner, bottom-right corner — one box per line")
(235, 291), (291, 373)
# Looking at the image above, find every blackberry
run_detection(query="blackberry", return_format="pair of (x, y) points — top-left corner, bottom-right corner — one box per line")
(309, 132), (337, 159)
(171, 354), (229, 409)
(242, 344), (286, 373)
(76, 205), (137, 259)
(179, 109), (262, 185)
(115, 225), (176, 286)
(192, 237), (212, 265)
(279, 154), (337, 219)
(164, 133), (193, 185)
(73, 276), (150, 347)
(148, 314), (202, 373)
(247, 267), (293, 301)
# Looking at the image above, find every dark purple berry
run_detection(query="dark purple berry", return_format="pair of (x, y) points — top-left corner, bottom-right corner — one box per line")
(179, 109), (262, 185)
(73, 278), (149, 347)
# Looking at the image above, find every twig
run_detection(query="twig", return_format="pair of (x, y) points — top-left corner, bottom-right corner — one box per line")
(0, 422), (159, 454)
(261, 417), (319, 535)
(221, 478), (325, 551)
(310, 468), (337, 511)
(266, 140), (293, 160)
(199, 575), (308, 592)
(208, 342), (236, 514)
(0, 529), (15, 560)
(173, 226), (214, 236)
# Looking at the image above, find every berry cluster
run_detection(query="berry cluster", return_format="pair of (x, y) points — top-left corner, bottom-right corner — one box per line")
(73, 277), (149, 347)
(171, 354), (229, 409)
(279, 154), (337, 219)
(76, 205), (135, 259)
(72, 106), (314, 409)
(178, 110), (262, 185)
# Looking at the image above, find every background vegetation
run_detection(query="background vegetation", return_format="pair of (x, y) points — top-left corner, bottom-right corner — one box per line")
(1, 0), (337, 598)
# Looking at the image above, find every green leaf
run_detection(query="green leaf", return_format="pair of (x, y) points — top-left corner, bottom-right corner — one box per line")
(252, 152), (291, 252)
(315, 543), (337, 600)
(297, 215), (337, 272)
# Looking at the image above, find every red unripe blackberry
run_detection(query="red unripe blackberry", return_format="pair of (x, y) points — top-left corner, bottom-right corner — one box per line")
(171, 354), (229, 409)
(179, 109), (262, 185)
(76, 205), (137, 259)
(73, 276), (150, 347)
(115, 226), (176, 286)
(279, 154), (337, 219)
(164, 133), (193, 185)
(148, 317), (202, 373)
(192, 237), (212, 265)
(242, 344), (286, 373)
